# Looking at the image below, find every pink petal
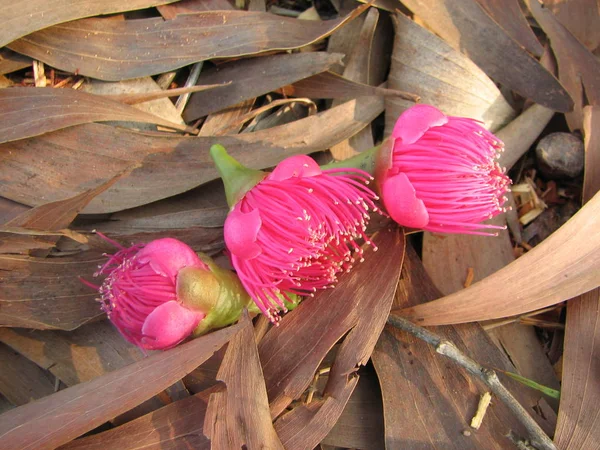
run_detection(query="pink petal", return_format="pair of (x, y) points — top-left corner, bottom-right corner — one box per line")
(224, 206), (262, 260)
(140, 300), (204, 350)
(136, 238), (206, 281)
(268, 155), (321, 181)
(382, 173), (429, 228)
(392, 104), (448, 145)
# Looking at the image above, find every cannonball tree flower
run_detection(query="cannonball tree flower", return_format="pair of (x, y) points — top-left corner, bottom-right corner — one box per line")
(81, 235), (253, 350)
(331, 104), (511, 235)
(210, 145), (379, 323)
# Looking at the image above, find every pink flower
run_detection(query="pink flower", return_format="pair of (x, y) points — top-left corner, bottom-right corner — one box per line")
(377, 104), (511, 235)
(220, 153), (378, 323)
(84, 236), (207, 350)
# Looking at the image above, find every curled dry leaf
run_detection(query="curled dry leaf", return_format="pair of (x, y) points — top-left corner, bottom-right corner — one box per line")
(8, 6), (370, 81)
(183, 52), (344, 122)
(372, 245), (554, 448)
(526, 0), (600, 131)
(0, 323), (241, 450)
(398, 0), (573, 112)
(395, 190), (600, 325)
(258, 228), (404, 450)
(204, 313), (283, 449)
(0, 0), (178, 48)
(0, 87), (194, 145)
(0, 95), (384, 213)
(59, 384), (223, 450)
(385, 13), (515, 135)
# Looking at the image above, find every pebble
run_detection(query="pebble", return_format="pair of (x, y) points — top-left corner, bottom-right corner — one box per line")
(535, 132), (584, 179)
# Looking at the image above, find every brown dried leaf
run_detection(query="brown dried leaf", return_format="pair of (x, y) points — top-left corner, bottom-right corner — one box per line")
(271, 228), (404, 450)
(583, 106), (600, 204)
(0, 1), (177, 48)
(554, 288), (600, 448)
(58, 384), (222, 450)
(475, 0), (543, 56)
(386, 14), (515, 135)
(398, 0), (572, 112)
(198, 99), (256, 136)
(204, 314), (283, 448)
(0, 251), (106, 330)
(0, 49), (31, 76)
(544, 0), (600, 51)
(526, 0), (600, 131)
(282, 71), (417, 101)
(183, 52), (344, 122)
(0, 87), (194, 144)
(108, 83), (228, 105)
(158, 0), (233, 18)
(8, 6), (369, 81)
(0, 323), (240, 450)
(259, 230), (404, 414)
(0, 343), (56, 406)
(0, 96), (383, 213)
(395, 190), (600, 325)
(372, 246), (554, 448)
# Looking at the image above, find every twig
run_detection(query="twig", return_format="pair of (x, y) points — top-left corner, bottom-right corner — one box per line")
(176, 62), (203, 114)
(386, 314), (556, 450)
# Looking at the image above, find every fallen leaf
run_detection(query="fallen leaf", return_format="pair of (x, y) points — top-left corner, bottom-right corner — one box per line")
(583, 106), (600, 204)
(204, 314), (283, 448)
(0, 95), (383, 213)
(385, 13), (515, 135)
(0, 87), (195, 145)
(475, 0), (543, 56)
(158, 0), (233, 18)
(183, 52), (344, 122)
(259, 227), (403, 449)
(0, 1), (177, 48)
(58, 384), (223, 450)
(544, 0), (600, 51)
(281, 71), (417, 101)
(0, 49), (31, 76)
(526, 0), (600, 131)
(372, 245), (555, 448)
(398, 0), (572, 112)
(0, 323), (241, 450)
(395, 190), (600, 325)
(9, 6), (369, 81)
(198, 99), (256, 136)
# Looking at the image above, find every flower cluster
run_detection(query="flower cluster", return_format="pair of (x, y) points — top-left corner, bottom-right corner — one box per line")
(83, 104), (511, 348)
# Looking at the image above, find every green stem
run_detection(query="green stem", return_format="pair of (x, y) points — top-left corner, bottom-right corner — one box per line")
(321, 144), (380, 176)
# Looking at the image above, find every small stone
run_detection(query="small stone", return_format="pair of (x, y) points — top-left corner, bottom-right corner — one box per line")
(462, 430), (472, 437)
(535, 132), (584, 179)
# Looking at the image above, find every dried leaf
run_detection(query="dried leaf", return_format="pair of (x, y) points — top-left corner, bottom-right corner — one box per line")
(198, 99), (256, 136)
(0, 251), (109, 330)
(398, 0), (572, 112)
(59, 385), (222, 450)
(583, 106), (600, 204)
(9, 6), (369, 81)
(108, 84), (228, 105)
(544, 0), (600, 51)
(260, 227), (404, 449)
(0, 87), (194, 144)
(281, 71), (418, 101)
(0, 1), (178, 48)
(372, 246), (554, 448)
(475, 0), (543, 56)
(395, 190), (600, 325)
(158, 0), (234, 18)
(554, 288), (600, 448)
(386, 14), (515, 135)
(0, 49), (31, 76)
(526, 0), (600, 131)
(0, 323), (240, 450)
(183, 52), (344, 122)
(0, 343), (56, 406)
(204, 314), (283, 448)
(259, 231), (403, 416)
(0, 96), (383, 213)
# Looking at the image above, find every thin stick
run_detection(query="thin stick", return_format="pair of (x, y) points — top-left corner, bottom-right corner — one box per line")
(386, 314), (556, 450)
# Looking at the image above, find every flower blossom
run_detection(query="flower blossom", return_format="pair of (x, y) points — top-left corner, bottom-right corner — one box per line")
(376, 104), (511, 235)
(82, 236), (251, 350)
(212, 146), (378, 323)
